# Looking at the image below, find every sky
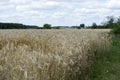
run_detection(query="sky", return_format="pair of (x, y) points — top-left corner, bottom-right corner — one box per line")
(0, 0), (120, 26)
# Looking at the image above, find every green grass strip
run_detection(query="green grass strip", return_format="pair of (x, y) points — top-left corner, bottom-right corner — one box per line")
(87, 36), (120, 80)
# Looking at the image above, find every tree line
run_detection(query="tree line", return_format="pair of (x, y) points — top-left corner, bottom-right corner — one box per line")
(0, 16), (120, 32)
(0, 23), (40, 29)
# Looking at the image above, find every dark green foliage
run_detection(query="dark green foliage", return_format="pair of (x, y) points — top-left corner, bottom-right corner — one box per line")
(112, 27), (120, 34)
(37, 27), (43, 29)
(0, 22), (39, 29)
(80, 24), (85, 28)
(43, 24), (51, 29)
(54, 27), (60, 29)
(91, 23), (97, 29)
(105, 16), (115, 28)
(52, 26), (60, 29)
(76, 24), (85, 29)
(77, 26), (81, 29)
(111, 17), (120, 34)
(0, 23), (26, 29)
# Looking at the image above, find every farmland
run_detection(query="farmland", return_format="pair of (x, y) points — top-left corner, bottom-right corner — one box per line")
(0, 29), (110, 80)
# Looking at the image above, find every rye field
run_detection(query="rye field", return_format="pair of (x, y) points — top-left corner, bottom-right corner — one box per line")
(0, 29), (110, 80)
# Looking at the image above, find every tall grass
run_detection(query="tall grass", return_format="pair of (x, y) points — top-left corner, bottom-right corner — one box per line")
(0, 29), (110, 80)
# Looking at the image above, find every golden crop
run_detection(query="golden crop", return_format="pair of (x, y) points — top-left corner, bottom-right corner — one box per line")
(0, 29), (110, 80)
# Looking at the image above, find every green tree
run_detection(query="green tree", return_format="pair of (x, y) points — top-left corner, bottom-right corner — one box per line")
(111, 17), (120, 34)
(43, 24), (51, 29)
(106, 16), (115, 28)
(91, 23), (97, 29)
(80, 24), (85, 28)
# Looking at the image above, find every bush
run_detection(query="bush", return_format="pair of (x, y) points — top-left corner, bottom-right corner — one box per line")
(111, 18), (120, 34)
(111, 26), (120, 34)
(43, 24), (51, 29)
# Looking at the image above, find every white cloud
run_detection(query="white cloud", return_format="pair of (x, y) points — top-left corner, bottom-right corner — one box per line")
(0, 0), (120, 26)
(108, 0), (120, 9)
(0, 4), (14, 11)
(9, 0), (30, 4)
(51, 11), (67, 19)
